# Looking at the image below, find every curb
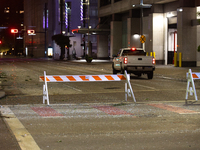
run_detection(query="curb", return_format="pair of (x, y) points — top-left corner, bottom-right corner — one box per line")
(0, 90), (5, 99)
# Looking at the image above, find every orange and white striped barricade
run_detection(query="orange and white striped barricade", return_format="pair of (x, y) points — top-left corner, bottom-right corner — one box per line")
(40, 70), (136, 105)
(185, 69), (199, 101)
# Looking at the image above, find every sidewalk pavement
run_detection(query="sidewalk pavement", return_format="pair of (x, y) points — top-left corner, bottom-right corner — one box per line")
(0, 63), (199, 150)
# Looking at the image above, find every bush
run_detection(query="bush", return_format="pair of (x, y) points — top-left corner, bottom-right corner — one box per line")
(198, 45), (200, 52)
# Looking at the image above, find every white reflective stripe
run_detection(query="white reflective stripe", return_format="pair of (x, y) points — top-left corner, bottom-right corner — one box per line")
(112, 75), (121, 81)
(46, 76), (57, 82)
(73, 75), (83, 81)
(90, 76), (97, 81)
(60, 76), (70, 81)
(98, 75), (108, 81)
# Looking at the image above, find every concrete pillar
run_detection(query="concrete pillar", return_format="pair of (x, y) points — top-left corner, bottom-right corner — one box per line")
(196, 7), (200, 66)
(151, 13), (164, 64)
(110, 21), (122, 59)
(177, 7), (197, 67)
(127, 18), (141, 48)
(97, 35), (108, 59)
(127, 18), (131, 48)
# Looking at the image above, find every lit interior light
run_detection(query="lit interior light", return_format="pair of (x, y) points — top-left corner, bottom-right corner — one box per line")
(177, 8), (183, 12)
(133, 34), (140, 38)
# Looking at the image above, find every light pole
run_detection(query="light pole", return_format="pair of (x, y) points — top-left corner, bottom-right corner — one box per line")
(27, 30), (36, 57)
(11, 29), (18, 55)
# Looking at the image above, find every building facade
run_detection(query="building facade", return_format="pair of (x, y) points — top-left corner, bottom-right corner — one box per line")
(98, 0), (200, 66)
(0, 0), (24, 55)
(24, 0), (98, 59)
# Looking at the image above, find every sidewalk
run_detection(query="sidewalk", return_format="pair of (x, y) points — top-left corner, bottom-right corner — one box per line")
(155, 65), (200, 81)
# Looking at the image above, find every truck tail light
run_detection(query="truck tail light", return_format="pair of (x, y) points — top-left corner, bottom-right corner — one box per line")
(124, 57), (128, 64)
(131, 47), (136, 51)
(152, 57), (156, 65)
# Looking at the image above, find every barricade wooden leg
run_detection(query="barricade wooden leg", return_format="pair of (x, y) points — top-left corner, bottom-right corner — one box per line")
(124, 71), (136, 103)
(185, 77), (190, 100)
(185, 69), (198, 102)
(43, 71), (50, 105)
(125, 82), (127, 101)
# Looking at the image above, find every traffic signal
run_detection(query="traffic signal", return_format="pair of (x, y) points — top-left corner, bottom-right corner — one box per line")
(11, 29), (18, 33)
(0, 40), (2, 44)
(27, 30), (35, 35)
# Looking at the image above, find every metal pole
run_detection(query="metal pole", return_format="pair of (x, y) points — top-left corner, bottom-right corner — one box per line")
(88, 0), (91, 57)
(14, 33), (15, 55)
(141, 3), (145, 49)
(45, 3), (47, 57)
(60, 0), (63, 34)
(31, 35), (33, 57)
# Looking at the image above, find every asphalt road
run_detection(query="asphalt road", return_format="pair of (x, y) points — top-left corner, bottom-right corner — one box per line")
(0, 56), (200, 150)
(0, 56), (192, 105)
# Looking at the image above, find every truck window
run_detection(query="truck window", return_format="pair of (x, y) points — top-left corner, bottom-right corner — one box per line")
(122, 50), (146, 56)
(117, 49), (122, 56)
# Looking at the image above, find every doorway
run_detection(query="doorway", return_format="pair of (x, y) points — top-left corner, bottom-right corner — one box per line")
(168, 24), (177, 64)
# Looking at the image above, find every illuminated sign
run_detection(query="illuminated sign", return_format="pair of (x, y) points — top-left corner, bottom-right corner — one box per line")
(27, 30), (35, 35)
(80, 0), (83, 21)
(11, 29), (18, 33)
(65, 2), (68, 28)
(43, 10), (48, 29)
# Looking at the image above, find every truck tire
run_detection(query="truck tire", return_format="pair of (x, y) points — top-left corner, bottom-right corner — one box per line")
(112, 63), (118, 74)
(120, 69), (125, 74)
(147, 71), (153, 79)
(113, 68), (118, 74)
(137, 73), (142, 77)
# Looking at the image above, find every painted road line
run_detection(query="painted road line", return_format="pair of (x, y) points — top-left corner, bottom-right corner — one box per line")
(31, 107), (64, 117)
(132, 83), (156, 90)
(0, 106), (40, 150)
(93, 106), (133, 115)
(148, 104), (200, 114)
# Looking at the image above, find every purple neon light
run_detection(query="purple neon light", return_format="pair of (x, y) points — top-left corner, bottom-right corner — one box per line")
(80, 0), (83, 21)
(65, 2), (68, 28)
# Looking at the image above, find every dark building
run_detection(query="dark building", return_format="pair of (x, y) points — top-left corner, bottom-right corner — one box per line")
(23, 0), (99, 59)
(0, 0), (24, 28)
(0, 0), (24, 55)
(98, 0), (200, 66)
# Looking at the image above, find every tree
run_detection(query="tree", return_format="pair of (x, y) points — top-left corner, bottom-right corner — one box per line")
(52, 34), (72, 60)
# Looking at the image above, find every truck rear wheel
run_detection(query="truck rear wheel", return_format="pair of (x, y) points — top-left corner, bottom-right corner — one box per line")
(112, 63), (118, 74)
(113, 68), (118, 74)
(120, 69), (125, 74)
(147, 71), (153, 79)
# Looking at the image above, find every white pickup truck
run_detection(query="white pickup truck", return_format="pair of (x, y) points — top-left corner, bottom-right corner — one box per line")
(112, 47), (155, 79)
